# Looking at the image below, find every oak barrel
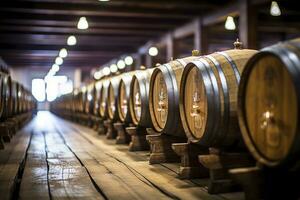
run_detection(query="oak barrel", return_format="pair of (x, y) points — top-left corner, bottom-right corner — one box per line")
(99, 78), (110, 119)
(117, 71), (135, 123)
(238, 38), (300, 166)
(129, 68), (154, 127)
(93, 81), (102, 116)
(85, 84), (95, 115)
(180, 43), (257, 147)
(107, 74), (122, 121)
(11, 81), (19, 115)
(0, 73), (6, 118)
(2, 74), (13, 119)
(149, 54), (199, 137)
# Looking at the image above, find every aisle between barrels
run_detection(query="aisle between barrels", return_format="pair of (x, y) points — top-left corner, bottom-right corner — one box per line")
(0, 111), (244, 200)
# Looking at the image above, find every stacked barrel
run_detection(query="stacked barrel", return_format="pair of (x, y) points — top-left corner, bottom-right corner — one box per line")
(51, 38), (300, 195)
(0, 61), (36, 150)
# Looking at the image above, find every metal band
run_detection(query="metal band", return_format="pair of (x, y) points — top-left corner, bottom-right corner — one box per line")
(198, 58), (220, 145)
(205, 55), (230, 144)
(217, 52), (241, 84)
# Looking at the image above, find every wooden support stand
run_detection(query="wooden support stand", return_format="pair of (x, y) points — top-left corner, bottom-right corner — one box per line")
(114, 122), (131, 144)
(104, 119), (117, 139)
(199, 148), (254, 194)
(229, 166), (264, 200)
(126, 126), (149, 151)
(0, 123), (12, 142)
(6, 118), (18, 135)
(0, 137), (4, 149)
(172, 142), (209, 179)
(230, 165), (300, 200)
(146, 128), (183, 164)
(97, 118), (106, 135)
(92, 116), (99, 130)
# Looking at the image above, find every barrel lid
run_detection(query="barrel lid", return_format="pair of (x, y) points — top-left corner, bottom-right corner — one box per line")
(239, 53), (298, 166)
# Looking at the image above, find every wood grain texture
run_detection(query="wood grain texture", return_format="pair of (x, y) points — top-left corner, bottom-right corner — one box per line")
(117, 71), (135, 123)
(129, 69), (154, 127)
(238, 39), (300, 166)
(0, 121), (33, 200)
(99, 78), (110, 119)
(180, 49), (257, 147)
(149, 56), (198, 137)
(50, 111), (243, 200)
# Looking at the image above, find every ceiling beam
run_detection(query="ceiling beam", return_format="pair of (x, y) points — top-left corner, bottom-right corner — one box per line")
(0, 6), (194, 19)
(15, 0), (220, 10)
(0, 34), (148, 46)
(0, 19), (176, 30)
(0, 25), (165, 36)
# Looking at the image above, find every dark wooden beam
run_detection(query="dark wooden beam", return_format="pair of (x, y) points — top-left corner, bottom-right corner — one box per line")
(0, 44), (136, 52)
(202, 3), (239, 26)
(194, 18), (208, 55)
(0, 19), (176, 30)
(239, 0), (257, 49)
(16, 0), (221, 10)
(0, 34), (147, 46)
(0, 25), (165, 36)
(0, 6), (194, 19)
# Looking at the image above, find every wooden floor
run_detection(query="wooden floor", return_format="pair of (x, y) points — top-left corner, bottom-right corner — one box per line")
(0, 111), (244, 200)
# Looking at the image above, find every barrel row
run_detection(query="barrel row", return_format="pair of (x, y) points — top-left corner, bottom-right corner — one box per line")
(0, 70), (37, 150)
(51, 38), (300, 169)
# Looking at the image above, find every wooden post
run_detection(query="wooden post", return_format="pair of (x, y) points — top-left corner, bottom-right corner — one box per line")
(239, 0), (257, 49)
(166, 33), (174, 60)
(194, 18), (208, 55)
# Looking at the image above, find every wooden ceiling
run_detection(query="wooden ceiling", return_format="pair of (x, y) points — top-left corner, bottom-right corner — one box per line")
(0, 0), (232, 70)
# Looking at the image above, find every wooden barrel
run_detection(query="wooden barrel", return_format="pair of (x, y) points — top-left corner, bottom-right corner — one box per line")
(11, 81), (19, 116)
(93, 81), (102, 116)
(129, 68), (154, 127)
(117, 71), (135, 123)
(149, 54), (199, 137)
(0, 73), (6, 118)
(99, 78), (110, 119)
(77, 90), (85, 113)
(18, 85), (24, 113)
(107, 74), (122, 122)
(85, 84), (95, 115)
(180, 42), (257, 148)
(2, 74), (13, 119)
(73, 90), (80, 113)
(238, 38), (300, 167)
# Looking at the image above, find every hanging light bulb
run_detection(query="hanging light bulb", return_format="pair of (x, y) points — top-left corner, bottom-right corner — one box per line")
(117, 60), (126, 69)
(124, 56), (133, 65)
(52, 64), (60, 72)
(48, 69), (56, 76)
(94, 71), (102, 80)
(77, 17), (89, 30)
(225, 16), (236, 30)
(110, 64), (118, 73)
(59, 48), (68, 58)
(67, 35), (77, 46)
(270, 1), (281, 16)
(148, 47), (158, 56)
(55, 57), (63, 65)
(103, 67), (110, 76)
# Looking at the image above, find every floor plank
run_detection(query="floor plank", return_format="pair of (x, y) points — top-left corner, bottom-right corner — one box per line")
(3, 111), (245, 200)
(45, 131), (105, 200)
(50, 112), (244, 200)
(54, 119), (172, 200)
(19, 131), (50, 200)
(0, 119), (34, 200)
